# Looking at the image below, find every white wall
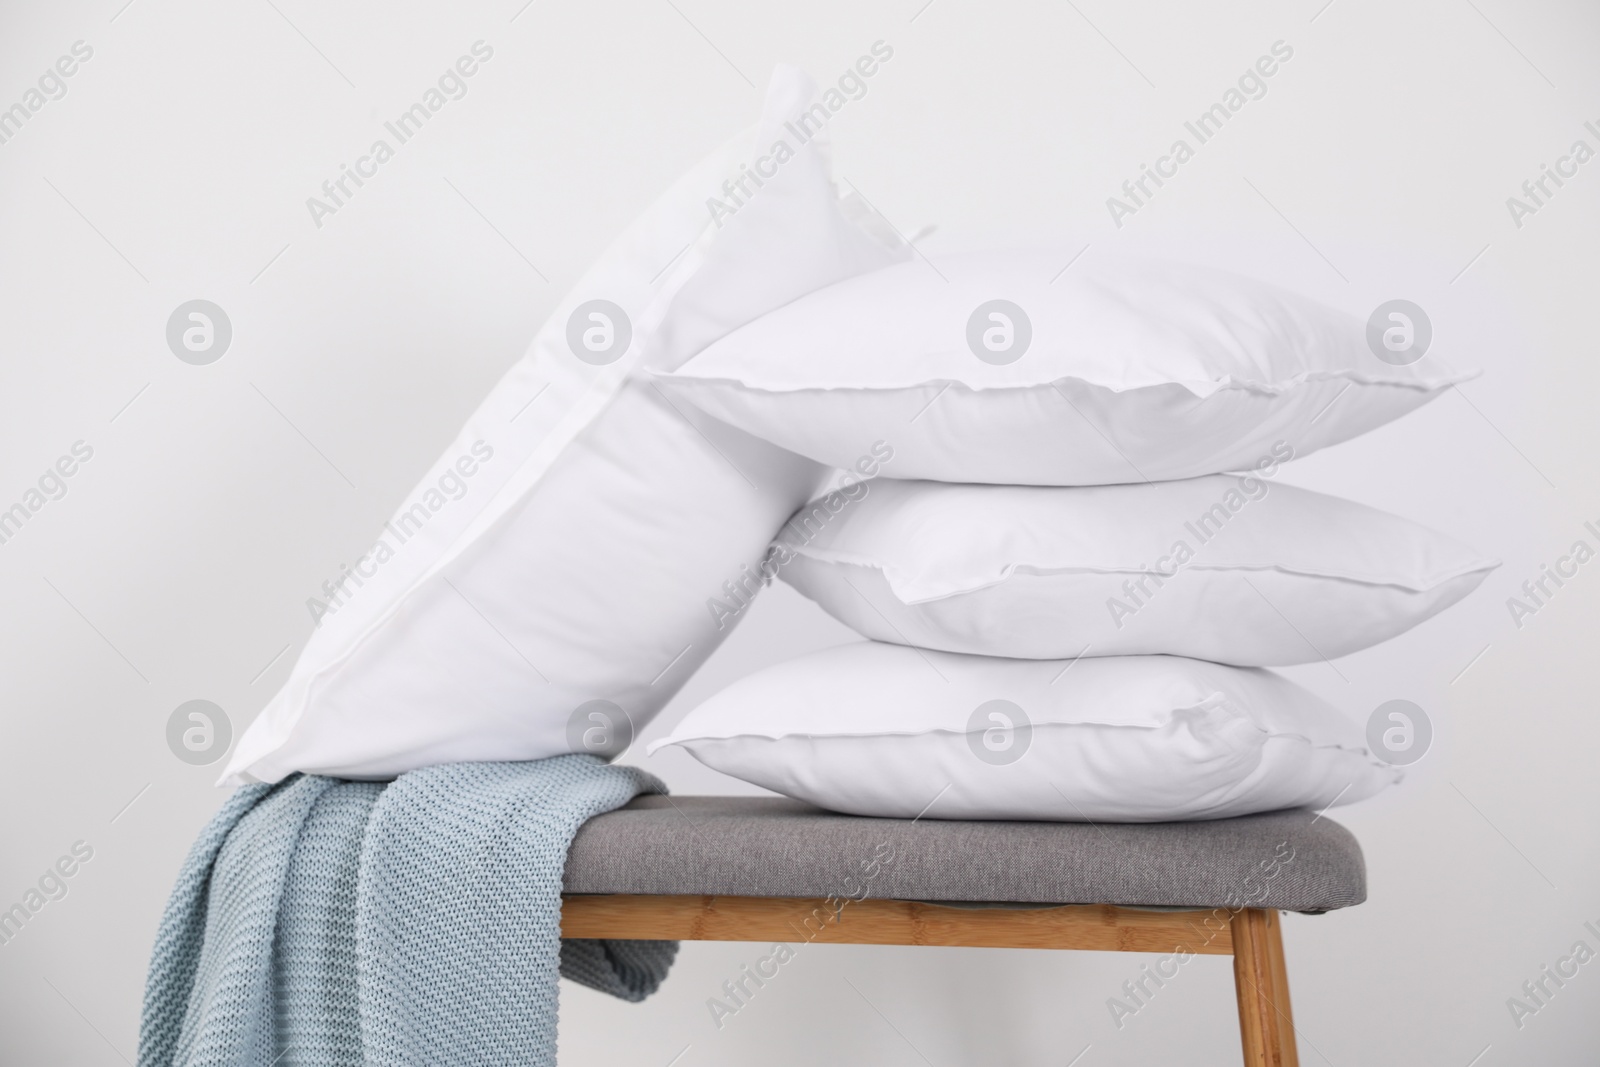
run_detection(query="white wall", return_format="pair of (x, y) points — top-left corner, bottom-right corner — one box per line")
(1, 0), (1596, 1063)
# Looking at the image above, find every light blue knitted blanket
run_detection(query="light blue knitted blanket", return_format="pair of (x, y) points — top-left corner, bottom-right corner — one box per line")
(139, 756), (678, 1066)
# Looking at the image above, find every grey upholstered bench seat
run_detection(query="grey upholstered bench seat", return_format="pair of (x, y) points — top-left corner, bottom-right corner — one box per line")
(563, 795), (1365, 913)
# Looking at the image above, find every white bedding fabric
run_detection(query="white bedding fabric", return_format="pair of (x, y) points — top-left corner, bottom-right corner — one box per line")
(776, 474), (1498, 665)
(223, 67), (908, 784)
(652, 250), (1476, 485)
(652, 642), (1399, 822)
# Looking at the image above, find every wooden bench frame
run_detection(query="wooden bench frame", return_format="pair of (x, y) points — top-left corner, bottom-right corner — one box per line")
(562, 894), (1299, 1066)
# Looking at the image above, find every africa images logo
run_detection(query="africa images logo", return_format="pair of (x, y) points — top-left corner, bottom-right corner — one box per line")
(705, 42), (894, 227)
(304, 42), (494, 229)
(1105, 40), (1294, 228)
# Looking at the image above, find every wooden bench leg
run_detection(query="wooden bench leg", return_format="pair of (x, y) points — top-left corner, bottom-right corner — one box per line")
(1231, 908), (1299, 1067)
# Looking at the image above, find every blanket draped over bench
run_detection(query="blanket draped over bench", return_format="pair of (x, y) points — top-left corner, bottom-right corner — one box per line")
(138, 756), (678, 1067)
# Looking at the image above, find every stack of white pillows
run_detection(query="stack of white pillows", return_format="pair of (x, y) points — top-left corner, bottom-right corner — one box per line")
(645, 252), (1498, 820)
(224, 68), (1495, 824)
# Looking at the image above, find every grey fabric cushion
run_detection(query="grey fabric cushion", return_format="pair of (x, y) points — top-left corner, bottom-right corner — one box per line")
(564, 796), (1365, 913)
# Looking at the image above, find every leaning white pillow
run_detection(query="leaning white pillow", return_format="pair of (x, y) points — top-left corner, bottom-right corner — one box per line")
(223, 68), (908, 784)
(652, 251), (1475, 485)
(650, 643), (1397, 822)
(775, 473), (1497, 666)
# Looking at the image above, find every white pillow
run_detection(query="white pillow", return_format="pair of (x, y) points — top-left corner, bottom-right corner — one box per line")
(651, 643), (1397, 822)
(652, 251), (1475, 485)
(222, 68), (909, 784)
(776, 473), (1497, 666)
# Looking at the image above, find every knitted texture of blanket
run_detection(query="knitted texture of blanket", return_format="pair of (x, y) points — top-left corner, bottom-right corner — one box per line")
(138, 756), (677, 1066)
